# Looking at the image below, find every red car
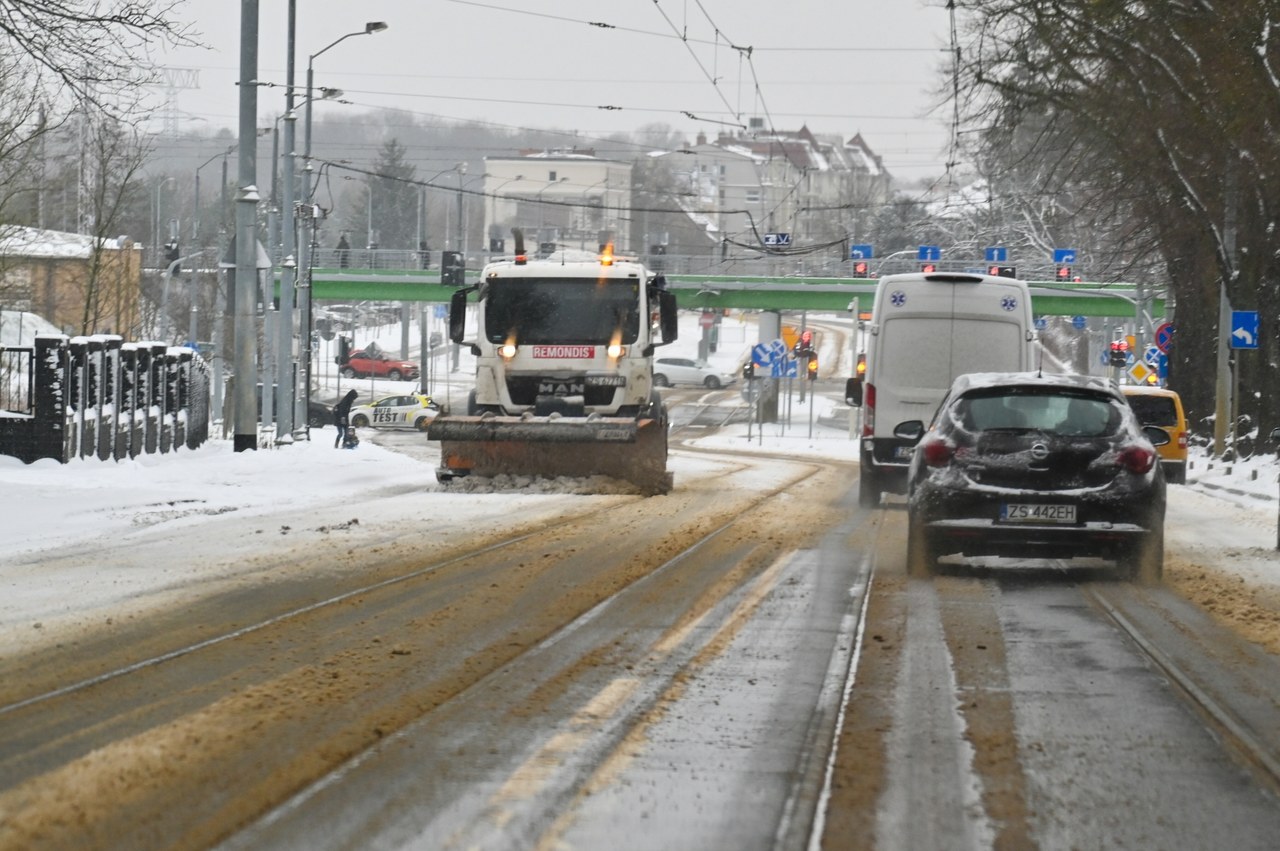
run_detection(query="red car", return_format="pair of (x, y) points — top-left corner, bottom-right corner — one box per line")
(339, 347), (420, 381)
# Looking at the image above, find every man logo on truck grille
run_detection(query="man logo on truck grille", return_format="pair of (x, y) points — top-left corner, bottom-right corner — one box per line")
(539, 380), (586, 396)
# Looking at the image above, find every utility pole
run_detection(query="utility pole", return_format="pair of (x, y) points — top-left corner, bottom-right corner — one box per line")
(1214, 158), (1238, 458)
(233, 0), (261, 453)
(276, 0), (298, 440)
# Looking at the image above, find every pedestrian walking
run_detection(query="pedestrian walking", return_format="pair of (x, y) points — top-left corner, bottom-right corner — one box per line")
(333, 389), (358, 448)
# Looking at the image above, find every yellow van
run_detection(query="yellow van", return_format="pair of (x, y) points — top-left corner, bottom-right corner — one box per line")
(1121, 385), (1188, 483)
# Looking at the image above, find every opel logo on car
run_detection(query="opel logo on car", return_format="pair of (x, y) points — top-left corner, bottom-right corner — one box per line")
(1030, 442), (1051, 460)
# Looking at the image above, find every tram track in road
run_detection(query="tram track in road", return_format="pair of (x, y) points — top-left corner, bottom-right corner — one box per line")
(1085, 582), (1280, 794)
(0, 450), (860, 851)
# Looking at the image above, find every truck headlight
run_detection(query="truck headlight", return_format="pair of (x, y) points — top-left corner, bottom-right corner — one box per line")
(498, 342), (518, 360)
(606, 343), (626, 359)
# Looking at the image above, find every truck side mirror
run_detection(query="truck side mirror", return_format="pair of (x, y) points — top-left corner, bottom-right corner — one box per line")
(448, 289), (468, 343)
(845, 377), (863, 407)
(658, 290), (678, 344)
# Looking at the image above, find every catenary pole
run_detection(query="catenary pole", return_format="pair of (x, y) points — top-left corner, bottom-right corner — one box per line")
(233, 0), (260, 452)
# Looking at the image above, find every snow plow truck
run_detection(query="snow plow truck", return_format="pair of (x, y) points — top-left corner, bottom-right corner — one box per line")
(426, 235), (679, 494)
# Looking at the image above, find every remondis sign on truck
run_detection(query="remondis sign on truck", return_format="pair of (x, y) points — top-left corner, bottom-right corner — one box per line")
(846, 272), (1037, 507)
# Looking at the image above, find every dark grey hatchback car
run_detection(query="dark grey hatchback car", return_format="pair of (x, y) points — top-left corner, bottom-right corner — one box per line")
(896, 372), (1169, 581)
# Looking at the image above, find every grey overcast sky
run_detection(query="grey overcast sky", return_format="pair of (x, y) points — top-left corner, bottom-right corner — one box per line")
(155, 0), (954, 182)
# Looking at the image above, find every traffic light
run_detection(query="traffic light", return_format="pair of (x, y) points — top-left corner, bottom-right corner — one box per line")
(742, 361), (755, 380)
(807, 355), (818, 380)
(164, 241), (180, 275)
(988, 265), (1016, 278)
(856, 353), (867, 378)
(921, 262), (937, 273)
(853, 260), (869, 276)
(336, 336), (351, 366)
(1109, 340), (1128, 368)
(1056, 265), (1073, 281)
(441, 251), (464, 286)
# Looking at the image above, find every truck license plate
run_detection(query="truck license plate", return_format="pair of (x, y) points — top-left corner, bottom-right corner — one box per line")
(1000, 503), (1077, 524)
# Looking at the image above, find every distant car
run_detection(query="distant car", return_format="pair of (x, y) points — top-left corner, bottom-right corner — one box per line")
(306, 399), (332, 429)
(341, 348), (420, 381)
(1121, 385), (1188, 484)
(350, 393), (440, 431)
(898, 372), (1169, 581)
(652, 357), (737, 389)
(256, 384), (331, 429)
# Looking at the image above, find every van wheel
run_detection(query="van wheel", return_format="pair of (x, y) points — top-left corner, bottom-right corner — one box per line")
(859, 469), (880, 508)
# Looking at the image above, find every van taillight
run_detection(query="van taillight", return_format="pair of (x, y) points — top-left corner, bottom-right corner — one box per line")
(863, 383), (876, 436)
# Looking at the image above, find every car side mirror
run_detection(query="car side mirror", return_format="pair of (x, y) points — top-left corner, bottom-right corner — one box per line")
(1142, 425), (1171, 447)
(1270, 426), (1280, 443)
(845, 377), (863, 407)
(893, 420), (925, 442)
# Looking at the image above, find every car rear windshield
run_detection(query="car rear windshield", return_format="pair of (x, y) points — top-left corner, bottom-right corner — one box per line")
(953, 389), (1121, 436)
(1125, 395), (1177, 427)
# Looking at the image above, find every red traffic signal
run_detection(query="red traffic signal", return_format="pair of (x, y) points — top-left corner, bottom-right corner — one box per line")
(1056, 265), (1072, 280)
(921, 262), (937, 273)
(853, 260), (869, 276)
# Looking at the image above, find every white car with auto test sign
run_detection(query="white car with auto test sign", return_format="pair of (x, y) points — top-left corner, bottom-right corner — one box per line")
(349, 394), (441, 431)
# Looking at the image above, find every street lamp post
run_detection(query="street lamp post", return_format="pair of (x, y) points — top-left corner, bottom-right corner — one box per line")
(535, 176), (568, 250)
(578, 178), (608, 249)
(490, 175), (523, 253)
(455, 162), (466, 256)
(153, 175), (176, 270)
(299, 20), (388, 434)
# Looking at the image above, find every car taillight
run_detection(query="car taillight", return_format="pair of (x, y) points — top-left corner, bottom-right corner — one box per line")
(1117, 445), (1156, 474)
(921, 437), (955, 467)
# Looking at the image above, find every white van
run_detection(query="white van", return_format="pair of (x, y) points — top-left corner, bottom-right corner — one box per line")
(847, 272), (1037, 507)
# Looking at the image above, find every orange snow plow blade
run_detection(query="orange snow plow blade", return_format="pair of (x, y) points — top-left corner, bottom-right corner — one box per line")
(428, 415), (671, 494)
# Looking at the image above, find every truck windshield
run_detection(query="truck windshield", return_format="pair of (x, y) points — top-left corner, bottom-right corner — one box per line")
(485, 277), (642, 345)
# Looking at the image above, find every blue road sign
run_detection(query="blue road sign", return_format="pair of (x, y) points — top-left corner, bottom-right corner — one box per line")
(1230, 310), (1260, 349)
(752, 343), (773, 366)
(1035, 317), (1048, 331)
(1053, 248), (1077, 264)
(769, 338), (788, 359)
(1072, 315), (1087, 330)
(433, 304), (448, 319)
(1154, 321), (1175, 353)
(984, 246), (1008, 263)
(849, 243), (874, 260)
(763, 233), (791, 247)
(917, 245), (941, 261)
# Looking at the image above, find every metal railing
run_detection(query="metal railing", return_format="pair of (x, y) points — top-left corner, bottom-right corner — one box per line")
(0, 347), (34, 414)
